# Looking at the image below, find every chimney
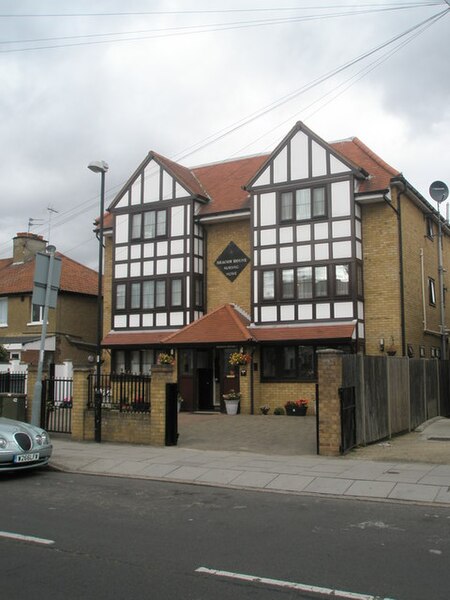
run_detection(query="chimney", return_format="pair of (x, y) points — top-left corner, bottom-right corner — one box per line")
(13, 232), (47, 264)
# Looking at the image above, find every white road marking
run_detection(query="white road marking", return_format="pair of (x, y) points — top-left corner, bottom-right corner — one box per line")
(0, 531), (55, 545)
(196, 567), (397, 600)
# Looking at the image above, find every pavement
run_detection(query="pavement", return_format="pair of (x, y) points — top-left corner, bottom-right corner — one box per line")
(49, 417), (450, 507)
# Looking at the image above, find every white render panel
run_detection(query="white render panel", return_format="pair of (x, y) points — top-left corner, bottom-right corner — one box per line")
(261, 306), (277, 322)
(254, 166), (270, 187)
(130, 262), (141, 277)
(330, 154), (351, 174)
(142, 313), (153, 327)
(162, 171), (173, 201)
(254, 272), (258, 303)
(130, 244), (141, 260)
(260, 192), (276, 226)
(290, 131), (309, 180)
(198, 258), (204, 274)
(156, 259), (168, 275)
(280, 305), (295, 321)
(186, 276), (190, 308)
(358, 301), (364, 319)
(253, 197), (259, 227)
(280, 246), (293, 263)
(273, 146), (288, 183)
(175, 182), (188, 198)
(315, 243), (329, 260)
(171, 205), (185, 237)
(186, 204), (191, 235)
(312, 141), (327, 177)
(260, 228), (277, 246)
(157, 241), (168, 256)
(297, 245), (311, 262)
(116, 193), (128, 208)
(279, 226), (293, 244)
(143, 261), (154, 276)
(170, 258), (184, 273)
(254, 306), (259, 322)
(115, 264), (128, 278)
(144, 162), (160, 203)
(143, 243), (154, 258)
(115, 214), (129, 243)
(129, 314), (140, 327)
(314, 222), (328, 240)
(131, 176), (141, 205)
(298, 304), (313, 320)
(254, 231), (258, 247)
(332, 220), (351, 238)
(170, 312), (184, 326)
(356, 241), (362, 260)
(334, 302), (354, 318)
(115, 246), (128, 261)
(170, 239), (184, 255)
(194, 202), (202, 216)
(186, 238), (190, 254)
(358, 322), (365, 338)
(355, 203), (361, 219)
(156, 313), (167, 327)
(355, 220), (362, 239)
(296, 224), (311, 242)
(333, 240), (352, 259)
(260, 248), (277, 265)
(331, 180), (351, 217)
(253, 251), (258, 266)
(316, 303), (331, 319)
(114, 315), (127, 328)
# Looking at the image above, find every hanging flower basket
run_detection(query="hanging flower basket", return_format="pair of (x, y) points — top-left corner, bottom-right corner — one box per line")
(157, 352), (175, 366)
(229, 352), (251, 366)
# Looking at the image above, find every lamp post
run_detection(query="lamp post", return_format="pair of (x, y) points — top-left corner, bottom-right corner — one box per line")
(88, 160), (109, 442)
(429, 180), (449, 360)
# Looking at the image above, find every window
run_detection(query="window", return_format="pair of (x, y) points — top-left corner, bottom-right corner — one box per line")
(429, 278), (436, 306)
(116, 284), (126, 310)
(31, 304), (44, 323)
(281, 269), (294, 299)
(297, 266), (312, 299)
(0, 298), (7, 326)
(171, 279), (182, 306)
(280, 191), (294, 221)
(262, 270), (275, 300)
(155, 280), (166, 307)
(315, 266), (328, 297)
(132, 209), (167, 239)
(261, 345), (316, 380)
(426, 217), (434, 239)
(295, 186), (326, 220)
(131, 283), (141, 309)
(335, 264), (350, 296)
(156, 210), (167, 236)
(113, 349), (155, 374)
(144, 211), (155, 238)
(194, 277), (203, 308)
(131, 214), (142, 239)
(143, 281), (155, 309)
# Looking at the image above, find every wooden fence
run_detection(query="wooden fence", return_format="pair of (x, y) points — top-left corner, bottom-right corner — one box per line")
(342, 356), (450, 446)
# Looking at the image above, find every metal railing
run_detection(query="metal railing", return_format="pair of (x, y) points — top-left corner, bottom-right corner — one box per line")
(88, 373), (151, 413)
(0, 372), (27, 394)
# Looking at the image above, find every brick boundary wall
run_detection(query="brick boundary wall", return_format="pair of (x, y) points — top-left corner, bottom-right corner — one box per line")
(317, 349), (344, 456)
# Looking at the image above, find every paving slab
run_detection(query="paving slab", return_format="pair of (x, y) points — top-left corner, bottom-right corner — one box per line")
(228, 471), (278, 489)
(196, 469), (245, 485)
(388, 483), (440, 503)
(304, 477), (353, 495)
(344, 480), (396, 499)
(265, 474), (315, 492)
(164, 466), (210, 481)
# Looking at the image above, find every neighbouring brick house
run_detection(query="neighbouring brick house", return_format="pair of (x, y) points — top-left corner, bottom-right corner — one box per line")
(100, 121), (450, 414)
(0, 232), (99, 369)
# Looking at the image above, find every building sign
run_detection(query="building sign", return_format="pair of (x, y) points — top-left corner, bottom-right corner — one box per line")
(215, 241), (250, 282)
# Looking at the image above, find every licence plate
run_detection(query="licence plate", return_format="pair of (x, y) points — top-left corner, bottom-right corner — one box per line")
(15, 453), (40, 463)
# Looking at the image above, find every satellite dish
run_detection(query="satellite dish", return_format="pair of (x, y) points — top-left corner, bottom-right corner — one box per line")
(429, 180), (449, 204)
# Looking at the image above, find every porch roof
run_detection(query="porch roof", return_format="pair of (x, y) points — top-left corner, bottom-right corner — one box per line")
(163, 304), (253, 345)
(248, 322), (356, 342)
(101, 330), (173, 347)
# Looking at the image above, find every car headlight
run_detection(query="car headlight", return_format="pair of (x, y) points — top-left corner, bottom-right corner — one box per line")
(35, 434), (43, 445)
(41, 431), (50, 445)
(0, 437), (8, 449)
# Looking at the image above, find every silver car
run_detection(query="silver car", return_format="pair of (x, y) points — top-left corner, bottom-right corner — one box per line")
(0, 417), (52, 472)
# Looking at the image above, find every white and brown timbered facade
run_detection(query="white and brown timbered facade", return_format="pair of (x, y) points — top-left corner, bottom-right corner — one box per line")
(102, 121), (450, 412)
(247, 125), (365, 345)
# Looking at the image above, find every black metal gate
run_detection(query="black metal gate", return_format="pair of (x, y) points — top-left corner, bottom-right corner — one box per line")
(40, 378), (73, 434)
(339, 386), (356, 455)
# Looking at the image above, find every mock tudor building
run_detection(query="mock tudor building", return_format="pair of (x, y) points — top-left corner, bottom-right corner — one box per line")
(101, 122), (450, 413)
(0, 232), (99, 368)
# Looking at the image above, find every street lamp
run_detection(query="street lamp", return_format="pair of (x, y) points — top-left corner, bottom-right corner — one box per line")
(88, 160), (109, 443)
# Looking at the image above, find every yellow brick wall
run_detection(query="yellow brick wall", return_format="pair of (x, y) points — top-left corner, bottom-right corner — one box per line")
(204, 218), (251, 314)
(317, 350), (343, 456)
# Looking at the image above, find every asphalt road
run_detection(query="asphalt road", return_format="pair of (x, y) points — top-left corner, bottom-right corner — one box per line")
(1, 469), (449, 600)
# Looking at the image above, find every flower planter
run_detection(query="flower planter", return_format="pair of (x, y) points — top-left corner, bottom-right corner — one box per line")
(225, 399), (240, 415)
(286, 406), (307, 416)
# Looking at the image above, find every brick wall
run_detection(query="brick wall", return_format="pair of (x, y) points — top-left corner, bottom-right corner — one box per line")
(317, 349), (343, 456)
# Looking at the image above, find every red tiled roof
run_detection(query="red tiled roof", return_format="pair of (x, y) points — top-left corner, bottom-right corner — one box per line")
(193, 154), (269, 215)
(102, 330), (170, 347)
(164, 304), (252, 345)
(249, 323), (356, 342)
(153, 152), (209, 200)
(330, 138), (399, 193)
(0, 253), (98, 296)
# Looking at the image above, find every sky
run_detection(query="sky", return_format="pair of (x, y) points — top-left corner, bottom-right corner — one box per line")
(1, 0), (449, 270)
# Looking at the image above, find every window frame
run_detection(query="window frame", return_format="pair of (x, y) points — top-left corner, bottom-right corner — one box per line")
(260, 344), (317, 381)
(278, 184), (328, 224)
(429, 277), (436, 306)
(130, 208), (167, 240)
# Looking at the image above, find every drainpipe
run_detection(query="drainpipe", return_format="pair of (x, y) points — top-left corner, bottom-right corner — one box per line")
(250, 345), (255, 415)
(389, 182), (406, 356)
(420, 248), (427, 331)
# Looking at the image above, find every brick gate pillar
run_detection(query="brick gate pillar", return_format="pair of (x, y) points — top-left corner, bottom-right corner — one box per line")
(317, 349), (344, 456)
(150, 364), (176, 446)
(71, 368), (92, 441)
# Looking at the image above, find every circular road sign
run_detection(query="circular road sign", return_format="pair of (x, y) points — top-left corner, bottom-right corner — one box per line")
(429, 180), (449, 203)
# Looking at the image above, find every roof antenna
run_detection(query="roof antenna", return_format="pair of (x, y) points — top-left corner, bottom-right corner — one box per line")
(28, 217), (44, 233)
(47, 206), (59, 244)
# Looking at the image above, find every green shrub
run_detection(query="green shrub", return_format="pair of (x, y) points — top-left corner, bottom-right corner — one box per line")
(273, 407), (285, 415)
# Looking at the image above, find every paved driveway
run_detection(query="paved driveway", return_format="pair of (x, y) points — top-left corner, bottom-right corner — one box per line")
(177, 413), (317, 456)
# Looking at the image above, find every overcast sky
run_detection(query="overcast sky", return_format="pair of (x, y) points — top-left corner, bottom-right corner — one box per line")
(1, 0), (449, 270)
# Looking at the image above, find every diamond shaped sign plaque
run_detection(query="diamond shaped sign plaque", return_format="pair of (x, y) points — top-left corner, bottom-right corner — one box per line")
(215, 241), (250, 282)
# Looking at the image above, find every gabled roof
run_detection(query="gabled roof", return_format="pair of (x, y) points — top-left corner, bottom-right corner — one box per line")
(0, 253), (98, 296)
(164, 304), (253, 345)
